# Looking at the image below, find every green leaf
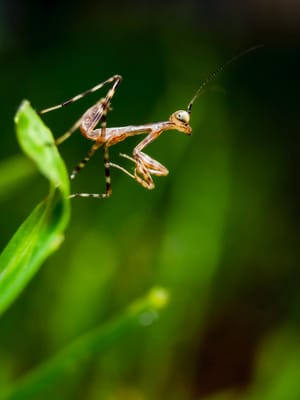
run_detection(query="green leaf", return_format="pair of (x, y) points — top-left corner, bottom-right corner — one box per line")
(0, 101), (70, 316)
(15, 100), (70, 197)
(0, 287), (169, 400)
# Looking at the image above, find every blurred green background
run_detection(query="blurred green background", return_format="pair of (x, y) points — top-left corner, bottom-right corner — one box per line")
(1, 0), (300, 399)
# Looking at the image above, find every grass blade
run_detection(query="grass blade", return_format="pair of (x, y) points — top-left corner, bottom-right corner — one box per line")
(0, 287), (169, 400)
(0, 101), (70, 316)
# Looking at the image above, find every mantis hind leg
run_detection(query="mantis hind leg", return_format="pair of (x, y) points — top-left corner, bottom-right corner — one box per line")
(70, 145), (113, 199)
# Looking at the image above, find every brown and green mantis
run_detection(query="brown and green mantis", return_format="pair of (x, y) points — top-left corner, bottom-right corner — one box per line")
(39, 45), (262, 199)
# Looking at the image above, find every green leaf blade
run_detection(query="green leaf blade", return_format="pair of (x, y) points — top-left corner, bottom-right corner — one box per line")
(14, 100), (70, 197)
(0, 287), (169, 399)
(0, 101), (71, 316)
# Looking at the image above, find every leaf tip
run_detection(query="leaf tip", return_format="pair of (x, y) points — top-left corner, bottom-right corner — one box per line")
(14, 100), (31, 124)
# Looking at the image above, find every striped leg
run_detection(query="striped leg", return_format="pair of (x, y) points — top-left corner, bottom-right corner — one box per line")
(69, 113), (113, 199)
(69, 139), (104, 180)
(38, 75), (122, 145)
(39, 75), (122, 115)
(69, 145), (112, 199)
(55, 118), (81, 146)
(71, 102), (109, 179)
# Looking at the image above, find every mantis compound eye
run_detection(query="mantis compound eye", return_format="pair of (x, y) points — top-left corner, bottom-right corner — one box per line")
(175, 110), (190, 124)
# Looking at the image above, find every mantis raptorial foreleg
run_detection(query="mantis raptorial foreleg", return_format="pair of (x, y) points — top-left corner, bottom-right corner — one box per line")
(38, 45), (262, 198)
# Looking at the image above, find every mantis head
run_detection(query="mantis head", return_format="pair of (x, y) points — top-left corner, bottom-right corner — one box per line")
(169, 110), (192, 134)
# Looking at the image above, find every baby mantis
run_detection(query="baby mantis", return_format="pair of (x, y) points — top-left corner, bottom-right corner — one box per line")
(39, 45), (262, 199)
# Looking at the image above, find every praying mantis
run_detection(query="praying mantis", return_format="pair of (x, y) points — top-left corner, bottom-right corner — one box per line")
(39, 45), (262, 199)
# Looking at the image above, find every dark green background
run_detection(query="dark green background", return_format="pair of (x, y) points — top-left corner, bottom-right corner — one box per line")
(1, 1), (300, 399)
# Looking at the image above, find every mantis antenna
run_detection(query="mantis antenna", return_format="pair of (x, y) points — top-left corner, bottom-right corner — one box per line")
(187, 44), (264, 113)
(38, 46), (263, 198)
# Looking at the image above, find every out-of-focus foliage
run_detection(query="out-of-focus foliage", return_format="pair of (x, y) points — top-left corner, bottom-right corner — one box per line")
(0, 287), (169, 399)
(0, 1), (299, 399)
